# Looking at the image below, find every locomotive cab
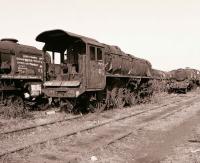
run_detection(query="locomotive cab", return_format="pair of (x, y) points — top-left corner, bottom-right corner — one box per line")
(36, 29), (106, 99)
(45, 41), (84, 81)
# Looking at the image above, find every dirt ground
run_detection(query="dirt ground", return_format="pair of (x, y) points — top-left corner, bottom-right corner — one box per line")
(1, 91), (200, 163)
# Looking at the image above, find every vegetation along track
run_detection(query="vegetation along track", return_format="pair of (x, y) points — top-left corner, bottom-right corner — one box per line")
(0, 93), (178, 137)
(0, 93), (198, 158)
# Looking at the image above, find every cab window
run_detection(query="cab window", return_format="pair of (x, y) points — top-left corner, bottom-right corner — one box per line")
(97, 48), (102, 61)
(90, 46), (95, 60)
(89, 46), (103, 61)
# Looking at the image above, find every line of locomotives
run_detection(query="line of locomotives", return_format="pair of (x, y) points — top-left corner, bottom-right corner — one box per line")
(0, 29), (199, 113)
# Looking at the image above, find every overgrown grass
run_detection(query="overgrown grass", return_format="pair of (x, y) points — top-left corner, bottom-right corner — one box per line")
(0, 105), (29, 119)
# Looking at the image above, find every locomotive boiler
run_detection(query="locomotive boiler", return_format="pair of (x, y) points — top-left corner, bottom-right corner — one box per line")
(36, 29), (153, 112)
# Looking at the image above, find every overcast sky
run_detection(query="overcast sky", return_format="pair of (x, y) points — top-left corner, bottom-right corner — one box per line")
(0, 0), (200, 71)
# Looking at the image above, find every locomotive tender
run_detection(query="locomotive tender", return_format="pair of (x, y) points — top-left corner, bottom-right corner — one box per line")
(0, 38), (49, 109)
(36, 29), (153, 112)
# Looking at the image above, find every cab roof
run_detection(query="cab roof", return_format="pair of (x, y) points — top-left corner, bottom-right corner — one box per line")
(36, 29), (103, 52)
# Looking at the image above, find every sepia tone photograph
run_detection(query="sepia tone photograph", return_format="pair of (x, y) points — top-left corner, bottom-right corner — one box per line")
(0, 0), (200, 162)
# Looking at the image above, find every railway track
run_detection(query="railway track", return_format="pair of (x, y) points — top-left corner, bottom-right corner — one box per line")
(0, 93), (198, 158)
(0, 114), (83, 136)
(87, 96), (200, 152)
(0, 93), (178, 137)
(160, 102), (194, 120)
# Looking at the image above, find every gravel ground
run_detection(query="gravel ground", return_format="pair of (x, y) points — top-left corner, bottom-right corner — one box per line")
(1, 91), (200, 163)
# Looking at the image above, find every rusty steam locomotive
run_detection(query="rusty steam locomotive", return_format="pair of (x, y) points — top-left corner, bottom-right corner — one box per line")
(152, 68), (200, 94)
(36, 29), (153, 112)
(168, 68), (200, 93)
